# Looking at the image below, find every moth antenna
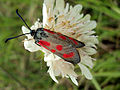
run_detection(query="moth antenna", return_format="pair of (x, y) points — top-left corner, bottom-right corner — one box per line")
(16, 9), (31, 31)
(5, 9), (33, 43)
(5, 33), (30, 43)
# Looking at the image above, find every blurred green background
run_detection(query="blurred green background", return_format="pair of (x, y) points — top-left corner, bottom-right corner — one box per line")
(0, 0), (120, 90)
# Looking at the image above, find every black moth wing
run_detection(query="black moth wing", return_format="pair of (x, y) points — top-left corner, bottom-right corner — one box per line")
(55, 32), (85, 48)
(55, 44), (81, 64)
(36, 29), (83, 64)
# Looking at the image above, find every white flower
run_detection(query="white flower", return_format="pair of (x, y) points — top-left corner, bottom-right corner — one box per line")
(22, 0), (98, 86)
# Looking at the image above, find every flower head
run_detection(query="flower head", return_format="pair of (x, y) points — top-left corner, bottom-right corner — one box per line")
(22, 0), (98, 85)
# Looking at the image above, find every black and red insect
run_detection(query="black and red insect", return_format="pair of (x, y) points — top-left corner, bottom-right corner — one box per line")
(5, 9), (85, 64)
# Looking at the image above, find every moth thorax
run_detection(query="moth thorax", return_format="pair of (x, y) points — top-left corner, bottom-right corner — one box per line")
(36, 30), (42, 39)
(35, 29), (48, 40)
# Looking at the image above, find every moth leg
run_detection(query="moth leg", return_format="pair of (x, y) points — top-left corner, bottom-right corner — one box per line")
(35, 41), (41, 47)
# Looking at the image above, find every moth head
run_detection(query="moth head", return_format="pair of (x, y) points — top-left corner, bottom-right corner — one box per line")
(30, 30), (36, 36)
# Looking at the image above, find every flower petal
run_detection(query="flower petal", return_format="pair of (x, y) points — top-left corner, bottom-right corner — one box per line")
(70, 75), (78, 86)
(55, 0), (64, 13)
(44, 53), (55, 62)
(31, 19), (42, 30)
(22, 26), (30, 34)
(78, 63), (93, 79)
(64, 3), (69, 14)
(47, 63), (59, 83)
(22, 26), (33, 39)
(83, 47), (97, 55)
(81, 55), (94, 68)
(44, 0), (55, 9)
(43, 3), (48, 27)
(69, 5), (82, 22)
(24, 39), (41, 52)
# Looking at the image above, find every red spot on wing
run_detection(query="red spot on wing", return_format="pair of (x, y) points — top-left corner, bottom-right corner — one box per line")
(51, 49), (56, 53)
(63, 52), (74, 58)
(39, 40), (50, 46)
(59, 36), (66, 40)
(38, 42), (49, 50)
(57, 32), (62, 35)
(44, 29), (55, 34)
(69, 37), (78, 45)
(38, 40), (50, 50)
(56, 45), (63, 51)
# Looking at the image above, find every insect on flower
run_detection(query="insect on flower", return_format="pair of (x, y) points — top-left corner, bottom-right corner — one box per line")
(5, 9), (85, 64)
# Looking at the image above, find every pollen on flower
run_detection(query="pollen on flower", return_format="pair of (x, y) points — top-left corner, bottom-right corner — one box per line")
(61, 21), (70, 26)
(48, 17), (54, 22)
(67, 23), (76, 29)
(58, 15), (64, 18)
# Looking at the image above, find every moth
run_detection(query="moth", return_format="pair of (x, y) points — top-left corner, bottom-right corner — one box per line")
(5, 9), (85, 64)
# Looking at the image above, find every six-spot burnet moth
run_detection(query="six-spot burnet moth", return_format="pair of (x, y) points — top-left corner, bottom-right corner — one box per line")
(5, 9), (85, 64)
